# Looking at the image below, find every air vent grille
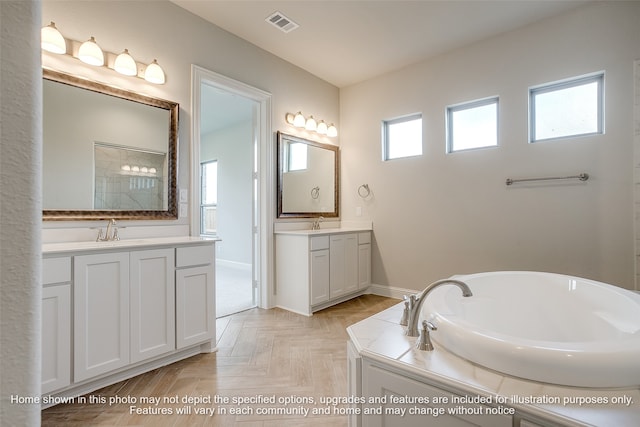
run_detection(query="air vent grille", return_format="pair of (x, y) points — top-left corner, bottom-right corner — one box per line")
(265, 11), (299, 33)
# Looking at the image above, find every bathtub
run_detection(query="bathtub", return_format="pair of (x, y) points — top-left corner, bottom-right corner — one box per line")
(422, 271), (640, 388)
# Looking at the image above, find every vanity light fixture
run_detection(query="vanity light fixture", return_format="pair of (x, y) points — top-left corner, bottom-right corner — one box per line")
(316, 120), (328, 135)
(114, 49), (138, 76)
(78, 36), (104, 66)
(40, 22), (166, 84)
(305, 115), (317, 131)
(144, 59), (166, 85)
(285, 112), (338, 137)
(41, 22), (66, 54)
(293, 111), (306, 127)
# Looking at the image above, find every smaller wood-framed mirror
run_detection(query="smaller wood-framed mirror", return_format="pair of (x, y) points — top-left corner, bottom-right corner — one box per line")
(42, 68), (178, 220)
(277, 131), (339, 218)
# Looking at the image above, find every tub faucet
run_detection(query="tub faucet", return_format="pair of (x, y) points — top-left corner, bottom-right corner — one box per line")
(404, 279), (473, 338)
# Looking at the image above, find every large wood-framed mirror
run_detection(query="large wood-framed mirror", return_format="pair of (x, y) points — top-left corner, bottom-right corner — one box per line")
(277, 131), (339, 218)
(42, 68), (178, 220)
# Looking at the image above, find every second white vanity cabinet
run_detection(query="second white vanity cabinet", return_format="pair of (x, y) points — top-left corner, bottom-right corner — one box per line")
(276, 229), (372, 316)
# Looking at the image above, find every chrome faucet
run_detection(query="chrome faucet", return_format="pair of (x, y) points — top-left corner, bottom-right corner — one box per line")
(96, 219), (120, 242)
(403, 279), (472, 338)
(311, 216), (324, 230)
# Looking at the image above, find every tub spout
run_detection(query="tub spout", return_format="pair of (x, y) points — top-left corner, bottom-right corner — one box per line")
(405, 279), (472, 337)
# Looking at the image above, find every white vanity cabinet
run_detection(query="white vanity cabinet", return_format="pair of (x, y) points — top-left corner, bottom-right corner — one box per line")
(42, 237), (217, 403)
(175, 245), (216, 349)
(276, 229), (372, 316)
(42, 257), (72, 394)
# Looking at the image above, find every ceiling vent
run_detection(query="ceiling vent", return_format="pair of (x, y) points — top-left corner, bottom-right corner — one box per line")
(265, 11), (299, 33)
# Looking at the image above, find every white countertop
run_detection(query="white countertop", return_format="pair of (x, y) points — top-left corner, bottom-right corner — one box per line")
(347, 302), (640, 427)
(274, 227), (372, 236)
(43, 236), (219, 255)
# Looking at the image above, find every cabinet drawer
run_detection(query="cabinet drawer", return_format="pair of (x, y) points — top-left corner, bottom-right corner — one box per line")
(176, 245), (215, 268)
(358, 232), (371, 245)
(43, 257), (71, 284)
(310, 236), (330, 251)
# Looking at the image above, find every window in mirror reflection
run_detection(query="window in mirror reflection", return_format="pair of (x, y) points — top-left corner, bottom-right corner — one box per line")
(287, 142), (308, 171)
(200, 160), (218, 235)
(94, 143), (166, 210)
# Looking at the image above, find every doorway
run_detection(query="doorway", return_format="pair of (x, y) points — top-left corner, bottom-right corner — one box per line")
(191, 66), (273, 317)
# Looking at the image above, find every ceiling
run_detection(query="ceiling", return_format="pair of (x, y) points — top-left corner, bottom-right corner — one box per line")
(172, 0), (589, 88)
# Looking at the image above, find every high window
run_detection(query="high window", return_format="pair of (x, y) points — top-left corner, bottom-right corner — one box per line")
(529, 73), (604, 142)
(382, 114), (422, 160)
(447, 97), (498, 152)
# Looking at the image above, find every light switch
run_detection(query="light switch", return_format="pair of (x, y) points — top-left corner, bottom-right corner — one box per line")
(179, 188), (188, 203)
(179, 203), (188, 218)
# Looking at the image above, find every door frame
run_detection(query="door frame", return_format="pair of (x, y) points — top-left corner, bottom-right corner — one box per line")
(190, 65), (274, 309)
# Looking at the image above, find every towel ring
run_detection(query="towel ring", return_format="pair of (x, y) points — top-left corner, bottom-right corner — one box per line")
(311, 186), (320, 199)
(358, 184), (371, 198)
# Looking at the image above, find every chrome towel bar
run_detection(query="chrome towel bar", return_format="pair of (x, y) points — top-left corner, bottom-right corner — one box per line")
(506, 173), (589, 186)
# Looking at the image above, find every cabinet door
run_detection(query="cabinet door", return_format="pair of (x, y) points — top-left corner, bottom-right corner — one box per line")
(42, 284), (71, 394)
(130, 249), (175, 363)
(330, 234), (358, 298)
(344, 234), (359, 294)
(176, 264), (215, 349)
(358, 243), (371, 289)
(74, 253), (130, 382)
(310, 249), (330, 305)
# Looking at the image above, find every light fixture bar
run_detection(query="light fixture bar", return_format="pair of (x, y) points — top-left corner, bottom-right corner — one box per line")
(285, 112), (338, 138)
(40, 23), (166, 84)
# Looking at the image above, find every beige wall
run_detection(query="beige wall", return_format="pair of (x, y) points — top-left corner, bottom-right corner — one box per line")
(41, 0), (340, 233)
(340, 1), (640, 291)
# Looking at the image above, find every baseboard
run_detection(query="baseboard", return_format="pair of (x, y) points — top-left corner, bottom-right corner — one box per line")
(366, 283), (414, 300)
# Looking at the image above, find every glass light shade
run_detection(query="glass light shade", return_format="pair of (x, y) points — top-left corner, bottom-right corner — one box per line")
(293, 111), (305, 127)
(305, 116), (317, 131)
(144, 59), (165, 84)
(285, 113), (296, 125)
(114, 49), (137, 76)
(327, 124), (338, 137)
(78, 37), (104, 66)
(316, 120), (328, 135)
(41, 22), (66, 54)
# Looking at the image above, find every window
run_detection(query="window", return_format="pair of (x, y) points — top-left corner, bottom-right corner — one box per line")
(447, 97), (498, 152)
(200, 160), (218, 235)
(529, 73), (604, 142)
(383, 114), (422, 160)
(287, 142), (307, 171)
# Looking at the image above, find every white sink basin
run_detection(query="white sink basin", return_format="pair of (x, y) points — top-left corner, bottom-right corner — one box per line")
(422, 271), (640, 388)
